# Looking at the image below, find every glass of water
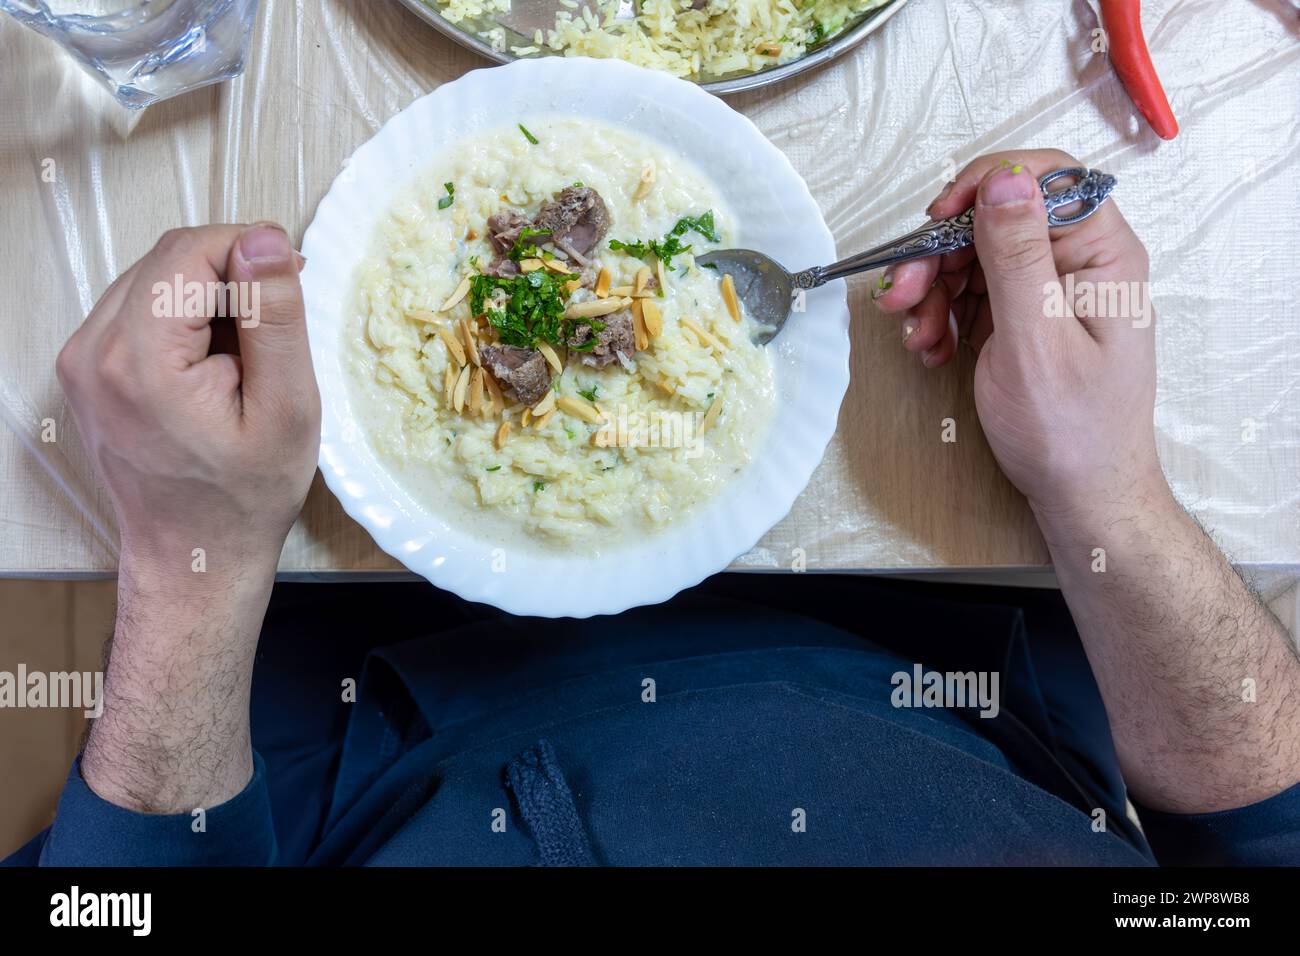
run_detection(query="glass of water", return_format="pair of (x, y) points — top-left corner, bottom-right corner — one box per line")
(1, 0), (260, 109)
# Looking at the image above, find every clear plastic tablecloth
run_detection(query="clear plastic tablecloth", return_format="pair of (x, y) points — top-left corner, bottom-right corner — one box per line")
(1, 0), (1297, 578)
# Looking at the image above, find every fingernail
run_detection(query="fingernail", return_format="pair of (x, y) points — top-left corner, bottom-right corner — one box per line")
(902, 318), (919, 343)
(921, 347), (940, 367)
(872, 271), (894, 300)
(238, 225), (293, 271)
(983, 166), (1037, 206)
(294, 252), (309, 272)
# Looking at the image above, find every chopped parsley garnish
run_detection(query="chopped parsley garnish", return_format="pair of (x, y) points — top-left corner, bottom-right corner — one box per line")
(577, 385), (598, 402)
(533, 480), (546, 493)
(437, 182), (455, 210)
(670, 210), (720, 243)
(519, 123), (539, 145)
(486, 465), (501, 472)
(608, 210), (720, 266)
(507, 227), (552, 262)
(469, 269), (602, 351)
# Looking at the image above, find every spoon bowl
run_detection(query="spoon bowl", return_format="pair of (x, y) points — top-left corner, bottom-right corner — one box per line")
(701, 166), (1117, 345)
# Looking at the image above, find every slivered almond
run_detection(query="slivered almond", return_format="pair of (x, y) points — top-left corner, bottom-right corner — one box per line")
(632, 160), (656, 201)
(532, 389), (558, 417)
(443, 365), (456, 407)
(756, 41), (782, 56)
(633, 265), (652, 296)
(440, 276), (471, 312)
(556, 395), (602, 424)
(542, 258), (572, 275)
(521, 407), (533, 427)
(631, 299), (649, 351)
(406, 308), (438, 324)
(609, 285), (634, 297)
(641, 299), (664, 338)
(595, 267), (612, 298)
(459, 318), (480, 367)
(537, 341), (562, 375)
(484, 371), (505, 415)
(566, 297), (626, 319)
(721, 273), (741, 323)
(565, 278), (583, 294)
(468, 367), (484, 413)
(494, 421), (512, 449)
(452, 364), (470, 413)
(701, 394), (723, 433)
(438, 324), (466, 366)
(519, 258), (544, 273)
(681, 316), (725, 352)
(466, 228), (478, 241)
(533, 409), (555, 430)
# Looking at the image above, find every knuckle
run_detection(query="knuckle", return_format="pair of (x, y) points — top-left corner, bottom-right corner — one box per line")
(253, 280), (303, 320)
(97, 337), (136, 394)
(997, 234), (1053, 274)
(54, 340), (81, 389)
(155, 226), (198, 261)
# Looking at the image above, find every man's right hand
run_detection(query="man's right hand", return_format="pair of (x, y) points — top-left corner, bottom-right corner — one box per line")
(875, 149), (1161, 522)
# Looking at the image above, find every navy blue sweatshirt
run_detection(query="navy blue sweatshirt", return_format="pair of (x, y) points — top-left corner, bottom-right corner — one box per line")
(8, 591), (1298, 866)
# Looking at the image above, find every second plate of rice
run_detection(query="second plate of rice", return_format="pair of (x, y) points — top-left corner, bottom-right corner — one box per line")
(400, 0), (909, 93)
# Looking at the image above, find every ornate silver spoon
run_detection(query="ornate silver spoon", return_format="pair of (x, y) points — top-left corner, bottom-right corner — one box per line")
(696, 166), (1117, 345)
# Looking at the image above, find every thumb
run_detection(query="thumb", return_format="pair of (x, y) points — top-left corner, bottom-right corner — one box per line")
(973, 165), (1062, 341)
(226, 223), (316, 412)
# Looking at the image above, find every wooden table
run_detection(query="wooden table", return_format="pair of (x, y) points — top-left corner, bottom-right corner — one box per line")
(2, 0), (1296, 577)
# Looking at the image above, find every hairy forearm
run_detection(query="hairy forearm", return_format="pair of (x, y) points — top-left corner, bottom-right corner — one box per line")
(1038, 481), (1300, 814)
(80, 550), (275, 814)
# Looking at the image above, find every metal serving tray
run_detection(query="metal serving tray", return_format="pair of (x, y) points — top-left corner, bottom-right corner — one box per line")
(393, 0), (910, 95)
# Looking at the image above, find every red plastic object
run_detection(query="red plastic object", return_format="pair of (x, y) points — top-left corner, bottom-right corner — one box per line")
(1100, 0), (1179, 140)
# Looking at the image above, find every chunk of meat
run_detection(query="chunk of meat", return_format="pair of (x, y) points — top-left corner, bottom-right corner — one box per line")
(533, 186), (611, 259)
(486, 210), (532, 255)
(479, 345), (552, 407)
(481, 256), (519, 279)
(568, 311), (636, 369)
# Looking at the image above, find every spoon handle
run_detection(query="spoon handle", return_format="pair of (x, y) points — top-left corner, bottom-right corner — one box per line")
(792, 166), (1117, 290)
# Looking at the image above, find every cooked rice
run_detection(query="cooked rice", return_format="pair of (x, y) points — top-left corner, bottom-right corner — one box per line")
(345, 117), (777, 549)
(433, 0), (890, 78)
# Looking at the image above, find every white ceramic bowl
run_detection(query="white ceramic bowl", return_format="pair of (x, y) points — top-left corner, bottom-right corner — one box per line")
(301, 56), (849, 618)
